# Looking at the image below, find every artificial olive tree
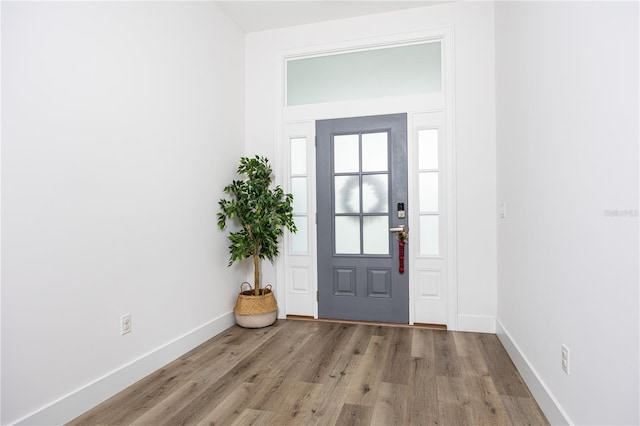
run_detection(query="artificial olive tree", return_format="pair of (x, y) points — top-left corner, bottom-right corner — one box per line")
(217, 156), (296, 296)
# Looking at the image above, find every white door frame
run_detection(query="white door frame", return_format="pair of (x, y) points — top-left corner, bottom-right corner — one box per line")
(273, 27), (458, 329)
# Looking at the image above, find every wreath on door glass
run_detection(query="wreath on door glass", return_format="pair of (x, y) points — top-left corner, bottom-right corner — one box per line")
(337, 174), (388, 214)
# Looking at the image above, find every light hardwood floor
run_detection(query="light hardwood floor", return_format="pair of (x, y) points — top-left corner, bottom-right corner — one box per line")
(68, 319), (549, 425)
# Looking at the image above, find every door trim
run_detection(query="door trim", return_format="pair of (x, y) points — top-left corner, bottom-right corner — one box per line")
(275, 27), (458, 329)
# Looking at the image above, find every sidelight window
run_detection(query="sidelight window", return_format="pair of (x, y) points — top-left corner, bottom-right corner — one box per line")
(290, 137), (309, 253)
(417, 129), (440, 256)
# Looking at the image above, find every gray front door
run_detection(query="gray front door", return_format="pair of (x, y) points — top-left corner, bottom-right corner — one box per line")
(316, 113), (408, 323)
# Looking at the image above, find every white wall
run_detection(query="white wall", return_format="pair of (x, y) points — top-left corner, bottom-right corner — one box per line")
(495, 2), (639, 425)
(244, 1), (497, 331)
(1, 2), (245, 424)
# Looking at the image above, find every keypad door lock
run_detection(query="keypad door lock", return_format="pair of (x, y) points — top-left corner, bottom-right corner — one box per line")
(397, 202), (405, 219)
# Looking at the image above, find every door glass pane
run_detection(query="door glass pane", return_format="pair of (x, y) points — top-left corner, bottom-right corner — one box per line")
(335, 216), (360, 254)
(291, 216), (308, 253)
(287, 42), (442, 106)
(362, 174), (388, 213)
(363, 216), (389, 255)
(291, 177), (307, 214)
(418, 129), (438, 169)
(419, 172), (439, 212)
(420, 215), (439, 256)
(334, 134), (359, 173)
(362, 132), (388, 172)
(335, 176), (360, 213)
(290, 137), (307, 174)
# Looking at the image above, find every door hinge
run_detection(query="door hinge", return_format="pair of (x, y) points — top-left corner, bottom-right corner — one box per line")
(315, 212), (317, 224)
(316, 290), (318, 301)
(315, 136), (317, 147)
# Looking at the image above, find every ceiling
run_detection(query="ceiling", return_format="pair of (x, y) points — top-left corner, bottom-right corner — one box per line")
(214, 1), (453, 33)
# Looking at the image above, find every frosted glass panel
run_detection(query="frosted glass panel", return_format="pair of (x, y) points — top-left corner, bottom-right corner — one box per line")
(335, 216), (360, 254)
(290, 137), (307, 175)
(362, 132), (388, 172)
(420, 215), (439, 256)
(287, 42), (442, 106)
(335, 176), (359, 213)
(362, 174), (388, 213)
(334, 134), (359, 173)
(291, 216), (308, 253)
(363, 216), (389, 255)
(419, 172), (439, 212)
(291, 177), (307, 214)
(418, 129), (438, 169)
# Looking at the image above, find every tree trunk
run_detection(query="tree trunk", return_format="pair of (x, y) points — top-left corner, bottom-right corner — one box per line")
(253, 253), (260, 296)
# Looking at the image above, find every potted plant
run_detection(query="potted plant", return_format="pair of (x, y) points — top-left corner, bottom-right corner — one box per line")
(217, 156), (296, 328)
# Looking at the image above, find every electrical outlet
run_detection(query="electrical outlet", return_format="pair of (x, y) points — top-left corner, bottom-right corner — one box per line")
(121, 313), (132, 336)
(561, 344), (570, 375)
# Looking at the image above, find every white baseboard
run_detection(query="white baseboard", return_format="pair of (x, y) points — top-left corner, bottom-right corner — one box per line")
(15, 311), (235, 426)
(495, 319), (572, 426)
(456, 314), (496, 333)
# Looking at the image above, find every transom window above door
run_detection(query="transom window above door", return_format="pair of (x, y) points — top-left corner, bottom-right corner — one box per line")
(286, 41), (442, 106)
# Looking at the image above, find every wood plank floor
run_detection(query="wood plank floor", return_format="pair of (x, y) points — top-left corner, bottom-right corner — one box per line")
(68, 319), (549, 426)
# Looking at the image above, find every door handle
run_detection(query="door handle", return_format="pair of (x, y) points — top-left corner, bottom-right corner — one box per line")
(389, 225), (408, 242)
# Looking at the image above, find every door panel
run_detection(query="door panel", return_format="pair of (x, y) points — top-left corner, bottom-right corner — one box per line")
(316, 113), (408, 323)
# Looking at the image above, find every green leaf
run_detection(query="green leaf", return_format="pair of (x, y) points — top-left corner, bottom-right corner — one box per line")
(217, 156), (297, 290)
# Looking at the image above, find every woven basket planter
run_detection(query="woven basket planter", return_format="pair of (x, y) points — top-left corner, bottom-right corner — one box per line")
(234, 282), (277, 328)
